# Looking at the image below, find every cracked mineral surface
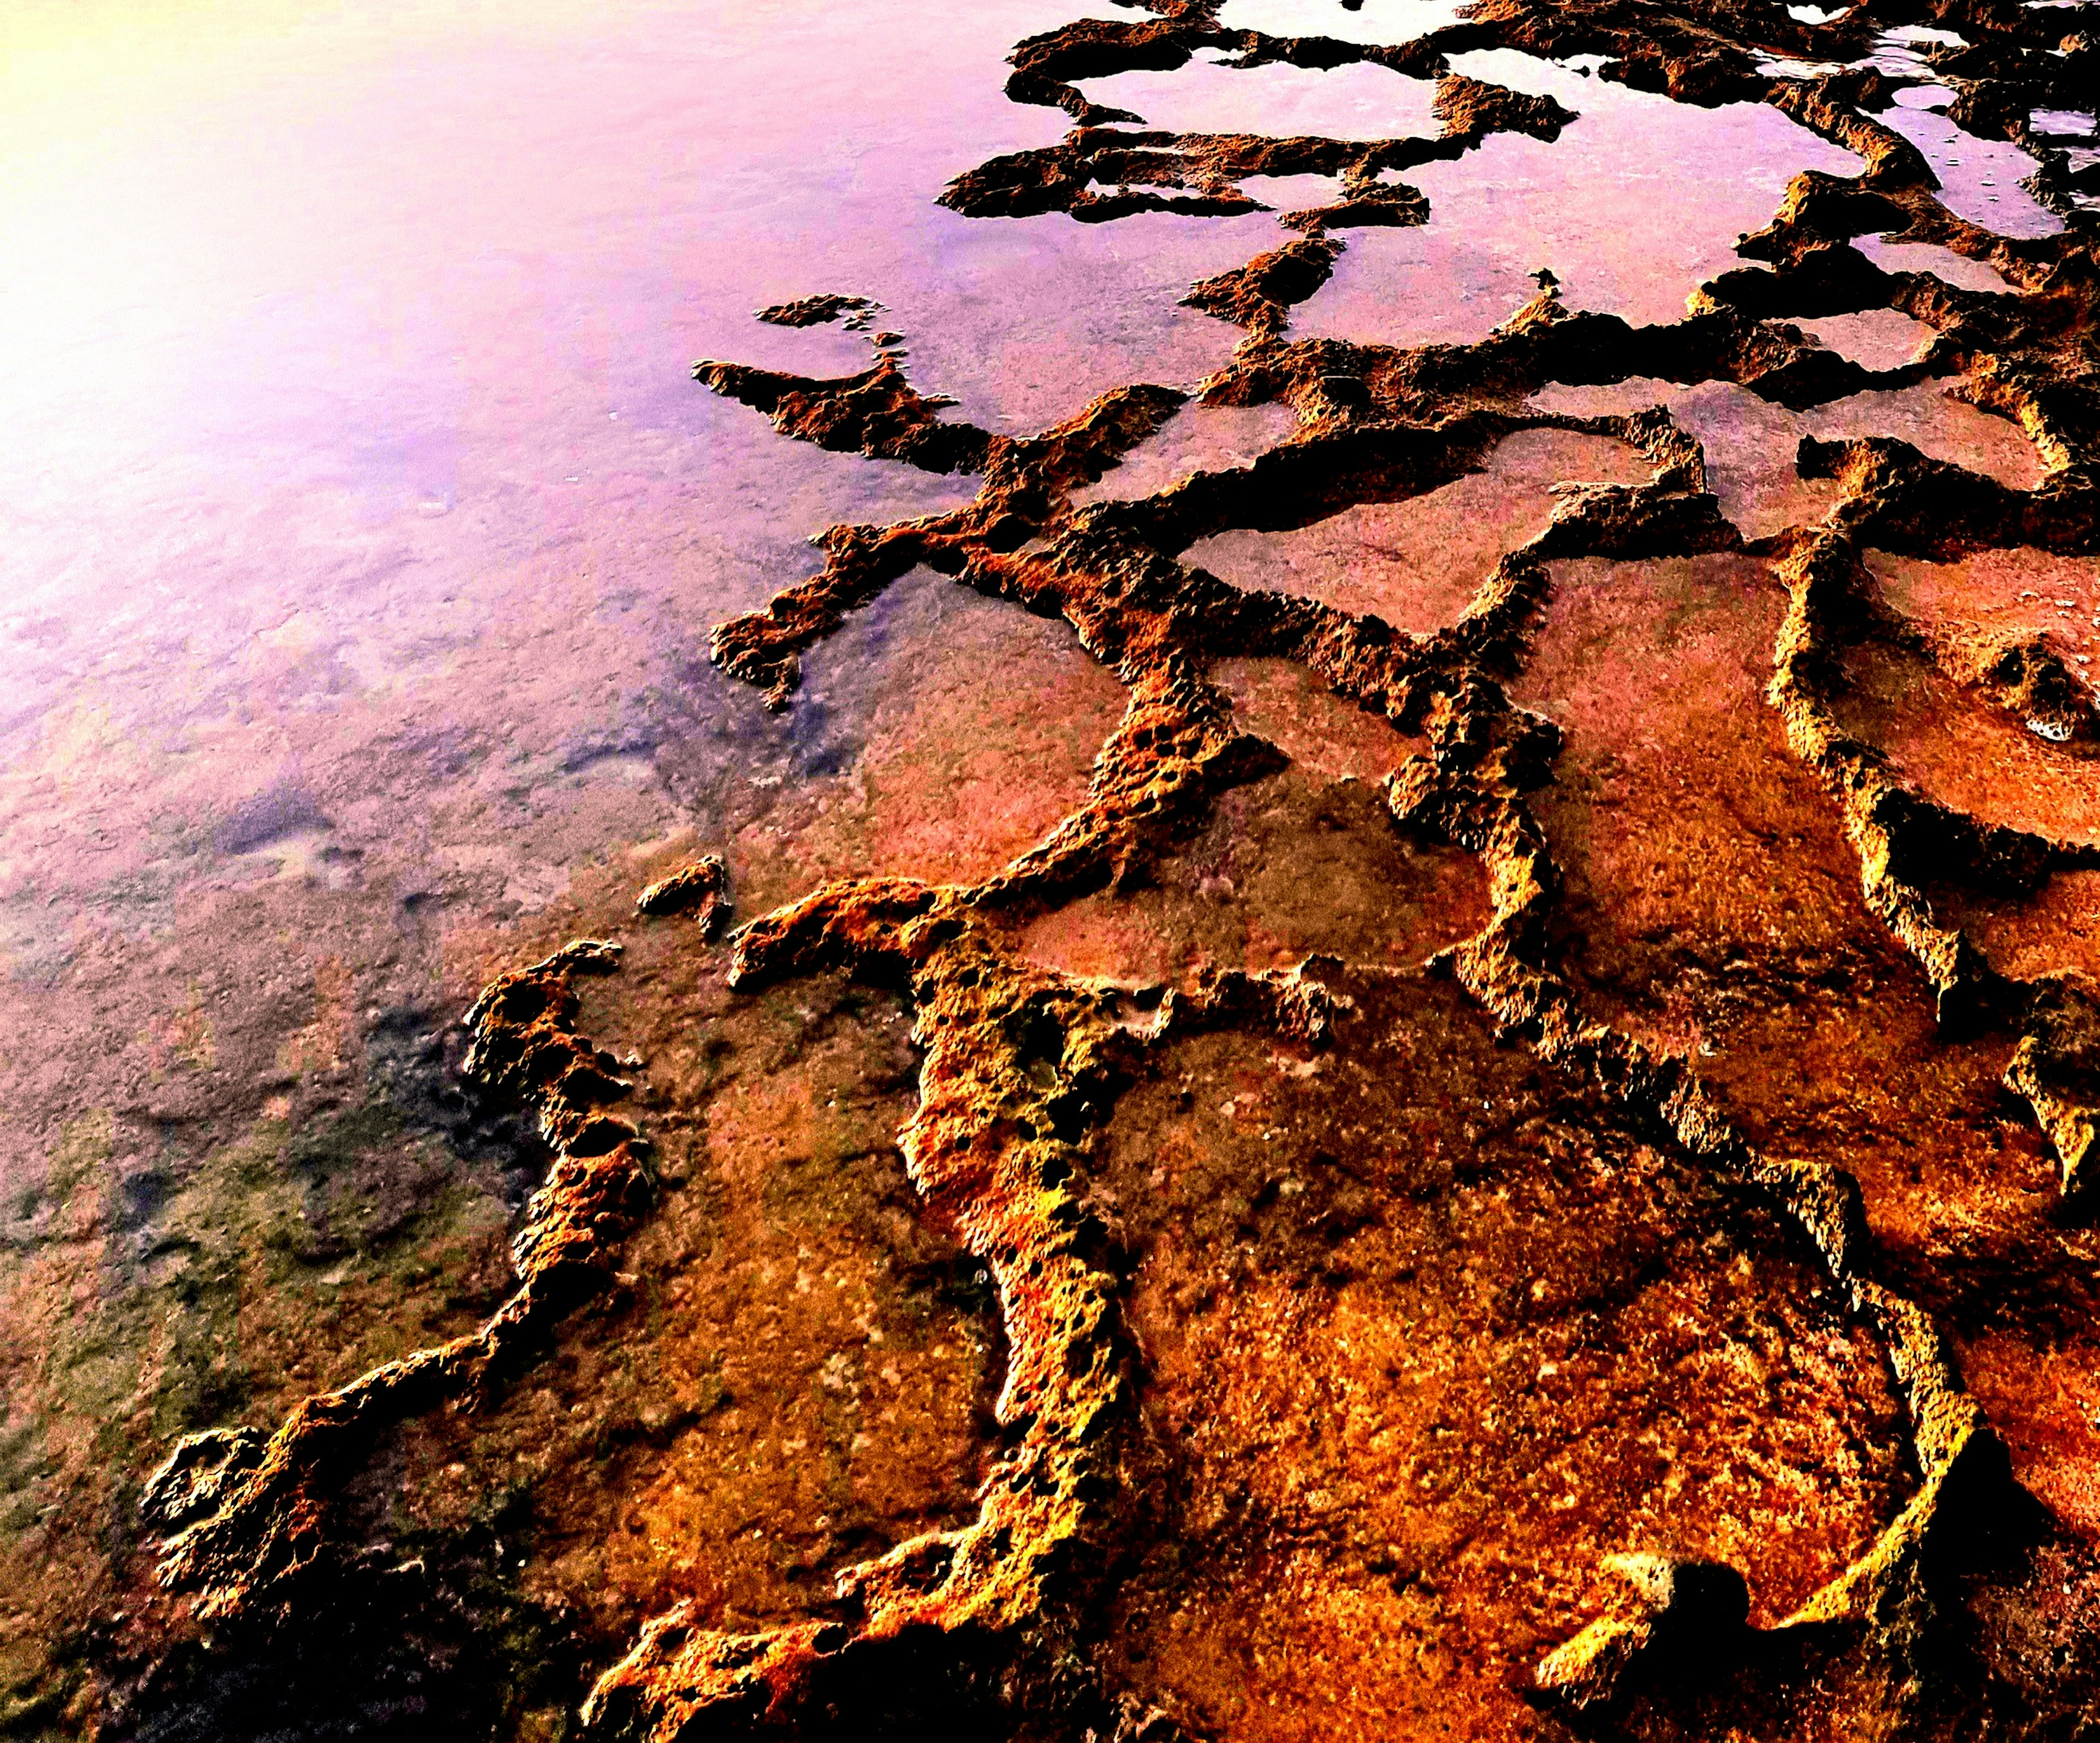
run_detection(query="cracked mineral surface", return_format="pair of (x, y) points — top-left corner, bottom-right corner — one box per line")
(3, 0), (2100, 1736)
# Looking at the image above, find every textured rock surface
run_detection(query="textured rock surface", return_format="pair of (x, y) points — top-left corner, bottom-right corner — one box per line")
(4, 0), (2099, 1736)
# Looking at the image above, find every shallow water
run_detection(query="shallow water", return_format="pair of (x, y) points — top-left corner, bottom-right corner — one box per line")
(1071, 400), (1305, 504)
(1215, 0), (1470, 42)
(1852, 232), (2016, 293)
(1078, 58), (1442, 138)
(1295, 49), (1865, 341)
(8, 2), (2100, 1737)
(1183, 428), (1653, 622)
(3, 0), (1122, 933)
(1880, 102), (2064, 238)
(1530, 376), (2044, 536)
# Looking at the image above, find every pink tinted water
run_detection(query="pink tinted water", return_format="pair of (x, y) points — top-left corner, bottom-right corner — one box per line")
(1293, 49), (1866, 344)
(1215, 0), (1469, 43)
(1078, 59), (1441, 140)
(0, 0), (1256, 934)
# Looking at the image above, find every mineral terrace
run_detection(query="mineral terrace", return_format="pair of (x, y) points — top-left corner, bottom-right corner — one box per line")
(3, 0), (2099, 1738)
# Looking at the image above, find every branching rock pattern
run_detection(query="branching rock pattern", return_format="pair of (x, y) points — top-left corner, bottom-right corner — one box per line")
(585, 894), (1339, 1739)
(141, 0), (2100, 1736)
(143, 941), (650, 1620)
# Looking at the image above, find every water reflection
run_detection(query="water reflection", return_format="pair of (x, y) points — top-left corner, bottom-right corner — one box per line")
(1077, 58), (1442, 139)
(1880, 102), (2063, 238)
(0, 0), (1226, 930)
(1296, 48), (1864, 341)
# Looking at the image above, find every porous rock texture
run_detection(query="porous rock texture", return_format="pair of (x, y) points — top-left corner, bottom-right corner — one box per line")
(131, 0), (2100, 1738)
(636, 857), (732, 934)
(143, 942), (651, 1624)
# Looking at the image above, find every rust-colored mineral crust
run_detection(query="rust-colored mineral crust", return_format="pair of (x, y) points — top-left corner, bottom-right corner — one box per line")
(636, 855), (732, 933)
(143, 941), (650, 1620)
(136, 0), (2100, 1735)
(582, 891), (1338, 1739)
(756, 293), (884, 330)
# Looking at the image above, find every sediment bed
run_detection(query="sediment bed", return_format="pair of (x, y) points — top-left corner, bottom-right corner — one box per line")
(110, 0), (2100, 1736)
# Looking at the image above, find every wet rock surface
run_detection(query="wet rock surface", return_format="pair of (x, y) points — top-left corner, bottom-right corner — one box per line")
(5, 0), (2100, 1736)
